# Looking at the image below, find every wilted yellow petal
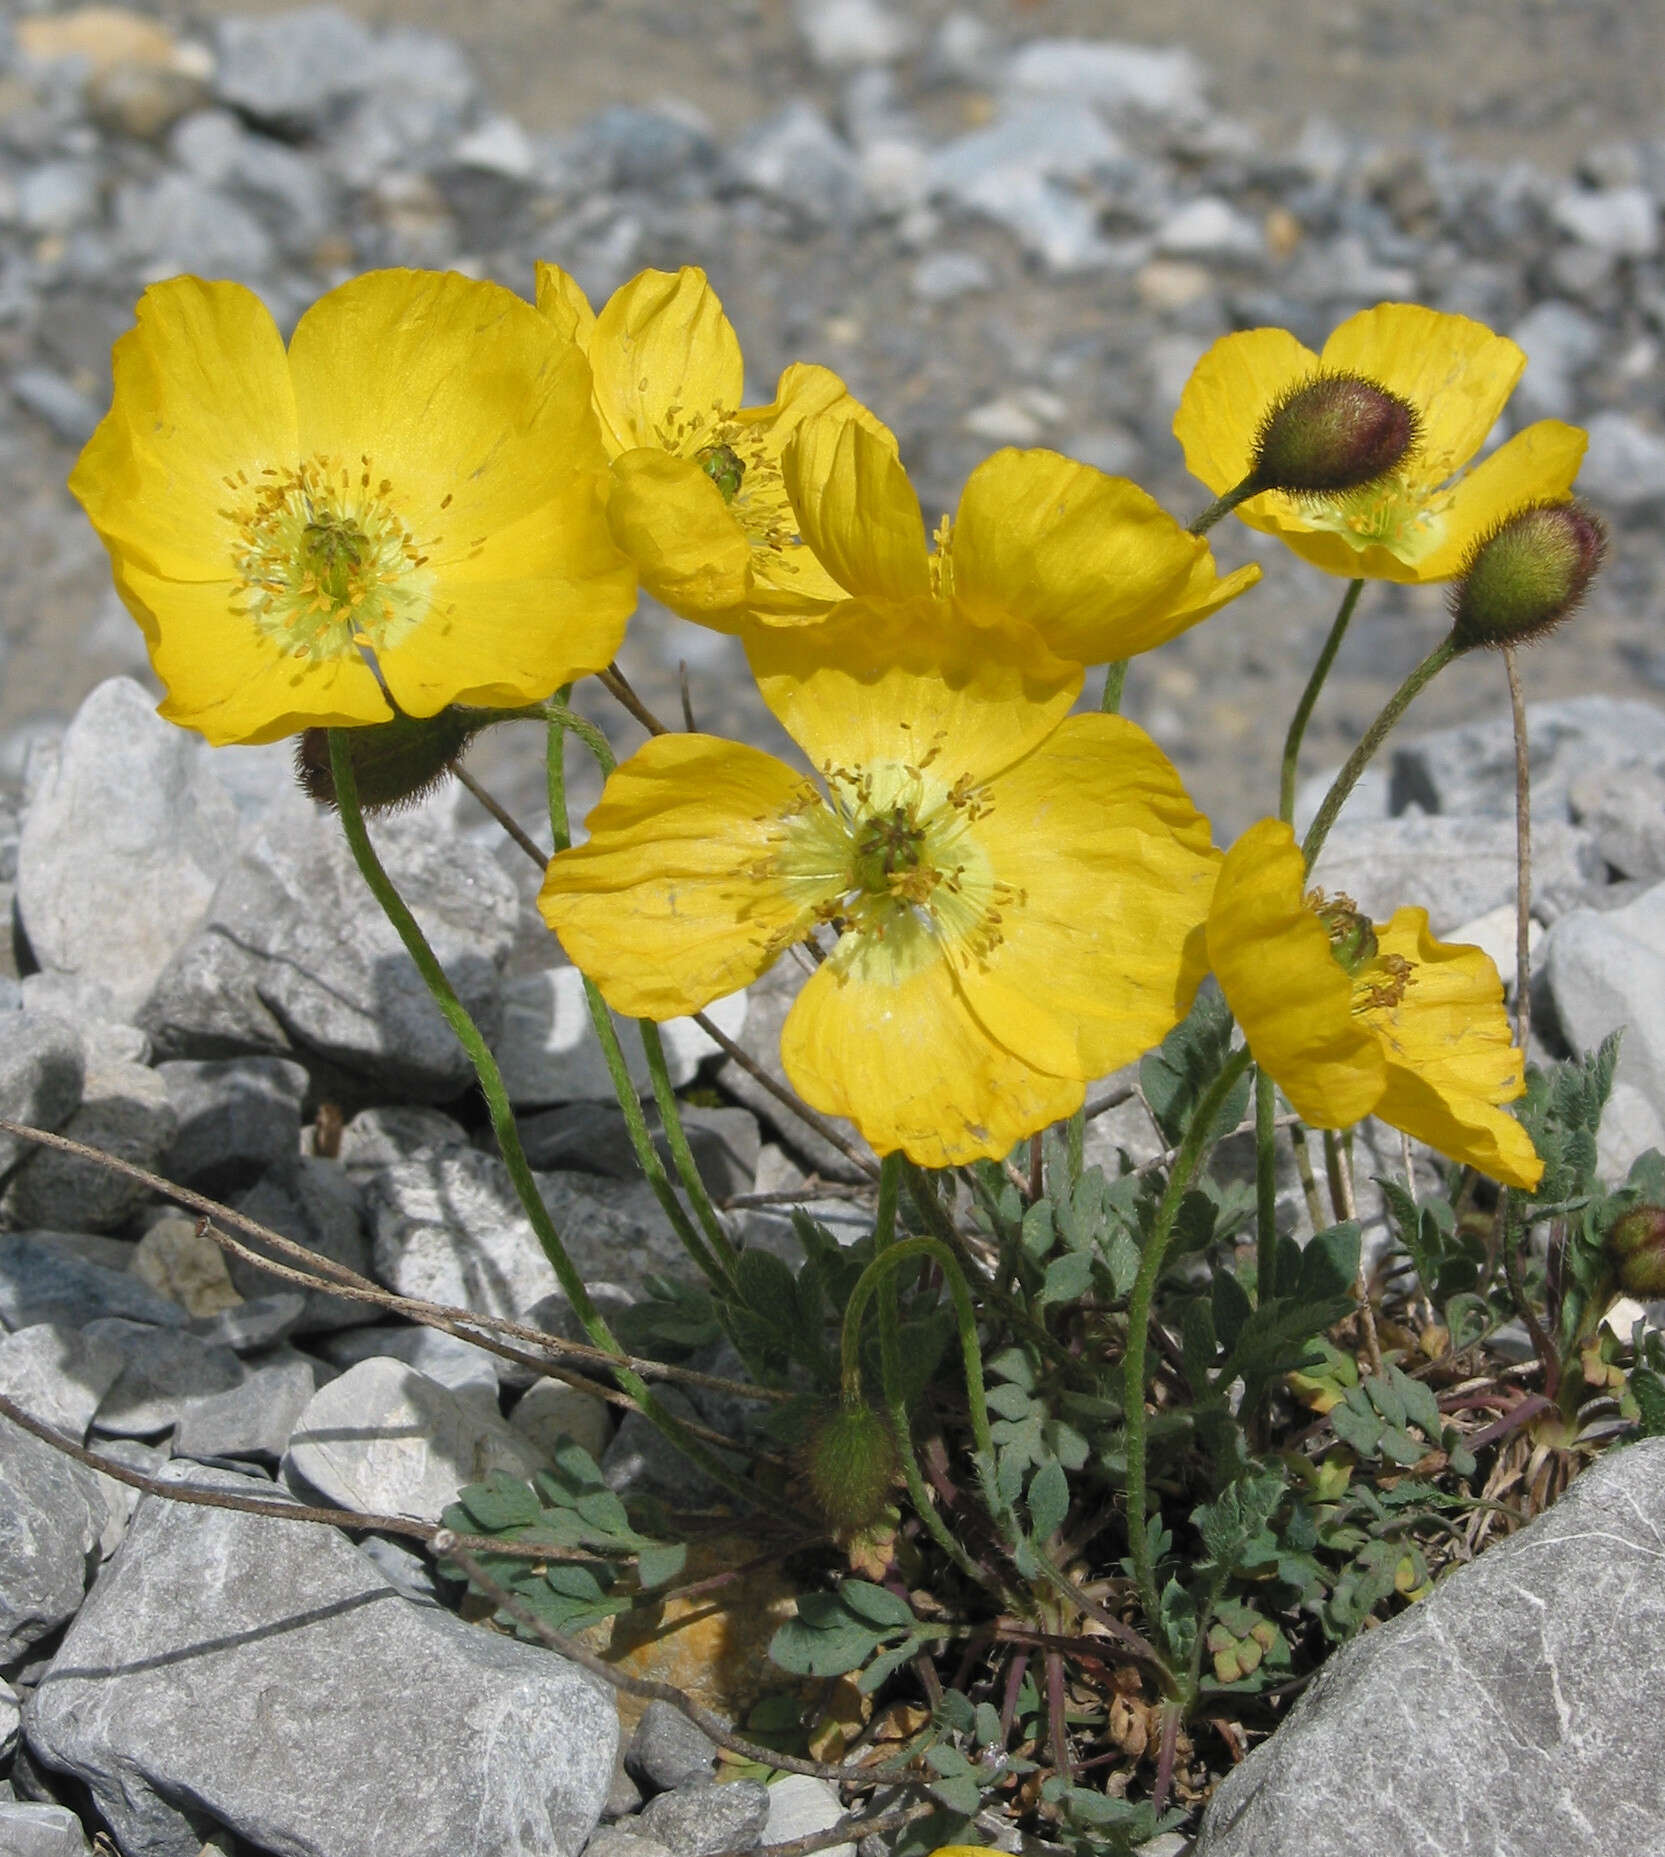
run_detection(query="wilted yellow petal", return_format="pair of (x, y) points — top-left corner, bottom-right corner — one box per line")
(782, 415), (930, 602)
(588, 267), (744, 457)
(532, 260), (596, 351)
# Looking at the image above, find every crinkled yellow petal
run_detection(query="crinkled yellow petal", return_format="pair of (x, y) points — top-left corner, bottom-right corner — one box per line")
(287, 268), (610, 570)
(115, 561), (391, 745)
(588, 267), (744, 458)
(1172, 325), (1319, 494)
(782, 933), (1083, 1168)
(1365, 909), (1542, 1189)
(745, 597), (1081, 786)
(1207, 819), (1386, 1127)
(1412, 419), (1590, 581)
(782, 415), (930, 602)
(538, 735), (828, 1020)
(744, 361), (899, 452)
(532, 260), (596, 352)
(1322, 303), (1524, 483)
(69, 276), (297, 584)
(606, 447), (753, 627)
(952, 715), (1221, 1079)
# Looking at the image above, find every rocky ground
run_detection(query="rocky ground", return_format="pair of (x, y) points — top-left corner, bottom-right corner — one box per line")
(6, 2), (1665, 1854)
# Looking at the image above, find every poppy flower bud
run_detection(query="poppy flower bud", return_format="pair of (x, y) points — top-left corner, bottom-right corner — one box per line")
(1607, 1204), (1665, 1299)
(1448, 500), (1607, 652)
(1249, 371), (1419, 495)
(802, 1400), (900, 1532)
(295, 708), (481, 814)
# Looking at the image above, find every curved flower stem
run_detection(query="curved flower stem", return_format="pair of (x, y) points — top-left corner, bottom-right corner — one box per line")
(1280, 578), (1365, 824)
(326, 731), (761, 1511)
(1124, 1045), (1254, 1636)
(1503, 645), (1533, 1052)
(1100, 658), (1129, 714)
(1253, 1066), (1280, 1307)
(1300, 636), (1458, 875)
(1187, 475), (1260, 537)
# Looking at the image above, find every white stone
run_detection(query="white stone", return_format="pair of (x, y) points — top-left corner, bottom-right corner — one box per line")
(792, 0), (914, 69)
(1545, 883), (1665, 1110)
(1597, 1082), (1665, 1184)
(1445, 903), (1542, 992)
(1578, 411), (1665, 510)
(451, 114), (536, 180)
(1005, 39), (1205, 118)
(1156, 195), (1263, 260)
(1550, 184), (1659, 256)
(510, 1376), (613, 1463)
(763, 1775), (853, 1857)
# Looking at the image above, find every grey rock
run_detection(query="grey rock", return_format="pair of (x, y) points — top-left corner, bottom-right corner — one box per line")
(16, 976), (146, 1069)
(495, 966), (745, 1108)
(24, 1462), (618, 1857)
(0, 1014), (84, 1183)
(909, 249), (993, 303)
(1578, 410), (1665, 510)
(1509, 300), (1603, 421)
(793, 0), (914, 69)
(318, 1321), (501, 1400)
(173, 1355), (315, 1465)
(141, 785), (519, 1101)
(84, 1318), (244, 1439)
(0, 1678), (17, 1759)
(624, 1699), (718, 1794)
(4, 1057), (177, 1233)
(283, 1357), (545, 1524)
(1192, 1436), (1665, 1856)
(85, 1436), (171, 1563)
(764, 1775), (854, 1857)
(214, 5), (377, 132)
(1545, 882), (1665, 1107)
(1156, 195), (1264, 261)
(1310, 815), (1602, 935)
(1005, 37), (1206, 119)
(0, 1802), (92, 1856)
(0, 1323), (124, 1438)
(114, 172), (276, 282)
(513, 1099), (761, 1201)
(636, 1779), (771, 1857)
(727, 100), (867, 228)
(17, 679), (240, 1022)
(585, 104), (717, 194)
(9, 368), (100, 445)
(450, 114), (537, 181)
(336, 1103), (472, 1171)
(1596, 1081), (1665, 1182)
(366, 1147), (683, 1324)
(0, 1234), (185, 1334)
(1390, 698), (1665, 823)
(230, 1158), (371, 1334)
(586, 1831), (669, 1857)
(509, 1377), (613, 1467)
(167, 108), (331, 247)
(190, 1293), (307, 1353)
(600, 1384), (743, 1507)
(1568, 764), (1665, 882)
(0, 1421), (105, 1662)
(16, 161), (99, 234)
(1550, 183), (1659, 256)
(157, 1056), (308, 1194)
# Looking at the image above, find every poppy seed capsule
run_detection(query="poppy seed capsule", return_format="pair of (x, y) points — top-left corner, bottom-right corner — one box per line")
(1607, 1204), (1665, 1299)
(295, 707), (480, 814)
(803, 1401), (901, 1532)
(1248, 371), (1420, 495)
(1448, 500), (1607, 652)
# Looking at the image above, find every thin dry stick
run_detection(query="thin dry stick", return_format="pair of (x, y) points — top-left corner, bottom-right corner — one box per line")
(1503, 644), (1533, 1053)
(1325, 1130), (1383, 1375)
(436, 1536), (935, 1793)
(678, 661), (698, 733)
(455, 763), (548, 866)
(598, 663), (672, 736)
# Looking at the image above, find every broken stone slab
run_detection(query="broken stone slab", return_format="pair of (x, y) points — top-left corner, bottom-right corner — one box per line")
(2, 1055), (177, 1233)
(23, 1461), (619, 1857)
(0, 1233), (185, 1333)
(1193, 1435), (1665, 1856)
(0, 1014), (85, 1184)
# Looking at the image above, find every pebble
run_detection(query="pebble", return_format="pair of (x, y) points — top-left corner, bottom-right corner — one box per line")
(623, 1700), (718, 1795)
(1545, 881), (1665, 1104)
(1577, 409), (1665, 510)
(230, 1157), (372, 1333)
(3, 1054), (176, 1233)
(82, 1316), (244, 1438)
(0, 1013), (85, 1185)
(156, 1055), (309, 1195)
(635, 1778), (771, 1857)
(0, 1232), (184, 1332)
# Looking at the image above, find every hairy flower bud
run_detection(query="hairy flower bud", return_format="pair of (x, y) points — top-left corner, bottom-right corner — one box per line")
(295, 708), (481, 814)
(1249, 371), (1419, 495)
(802, 1401), (901, 1532)
(1448, 500), (1607, 652)
(1607, 1204), (1665, 1299)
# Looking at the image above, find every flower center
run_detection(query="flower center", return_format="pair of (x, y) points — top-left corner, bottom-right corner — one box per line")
(1301, 467), (1450, 567)
(229, 455), (436, 662)
(851, 804), (928, 898)
(1310, 888), (1414, 1012)
(695, 442), (745, 503)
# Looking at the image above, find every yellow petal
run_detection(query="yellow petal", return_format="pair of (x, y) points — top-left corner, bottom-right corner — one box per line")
(1172, 325), (1318, 494)
(782, 934), (1083, 1168)
(953, 715), (1222, 1078)
(953, 448), (1258, 661)
(606, 447), (753, 628)
(69, 276), (297, 583)
(1366, 909), (1542, 1189)
(537, 735), (827, 1019)
(782, 415), (930, 602)
(1322, 303), (1525, 482)
(745, 597), (1081, 786)
(287, 269), (608, 570)
(115, 561), (391, 745)
(588, 266), (744, 457)
(1413, 419), (1590, 581)
(1207, 819), (1386, 1127)
(533, 260), (596, 352)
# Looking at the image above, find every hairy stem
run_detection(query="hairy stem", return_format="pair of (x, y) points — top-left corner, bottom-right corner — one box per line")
(1280, 577), (1364, 823)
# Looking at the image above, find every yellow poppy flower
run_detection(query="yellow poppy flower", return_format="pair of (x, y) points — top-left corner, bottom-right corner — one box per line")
(69, 269), (634, 748)
(538, 603), (1221, 1168)
(782, 417), (1260, 665)
(534, 262), (891, 633)
(1173, 302), (1588, 584)
(1206, 818), (1542, 1189)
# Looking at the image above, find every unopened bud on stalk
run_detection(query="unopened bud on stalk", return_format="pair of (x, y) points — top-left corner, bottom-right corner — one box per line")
(1607, 1204), (1665, 1299)
(295, 708), (480, 813)
(1249, 371), (1419, 495)
(802, 1400), (901, 1531)
(1448, 500), (1607, 652)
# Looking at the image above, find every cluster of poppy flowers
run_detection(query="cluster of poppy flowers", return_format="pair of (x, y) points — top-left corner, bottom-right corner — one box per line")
(73, 265), (1597, 1187)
